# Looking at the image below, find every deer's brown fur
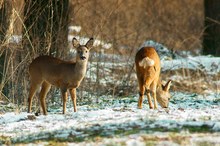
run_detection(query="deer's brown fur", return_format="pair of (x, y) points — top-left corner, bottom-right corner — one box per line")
(28, 38), (94, 115)
(135, 47), (171, 109)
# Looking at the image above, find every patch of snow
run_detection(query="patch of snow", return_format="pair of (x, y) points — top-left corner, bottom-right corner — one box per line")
(141, 40), (177, 60)
(68, 26), (81, 33)
(126, 138), (145, 146)
(191, 134), (220, 145)
(8, 35), (22, 43)
(93, 39), (112, 49)
(161, 56), (220, 74)
(0, 112), (27, 124)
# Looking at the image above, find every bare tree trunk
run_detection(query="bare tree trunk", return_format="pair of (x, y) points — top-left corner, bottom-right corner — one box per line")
(0, 0), (12, 99)
(203, 0), (220, 56)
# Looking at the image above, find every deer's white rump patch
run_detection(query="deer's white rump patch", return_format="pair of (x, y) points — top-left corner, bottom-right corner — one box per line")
(139, 57), (155, 68)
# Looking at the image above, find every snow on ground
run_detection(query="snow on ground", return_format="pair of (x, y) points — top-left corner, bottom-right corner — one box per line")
(162, 55), (220, 74)
(68, 26), (82, 33)
(0, 91), (220, 145)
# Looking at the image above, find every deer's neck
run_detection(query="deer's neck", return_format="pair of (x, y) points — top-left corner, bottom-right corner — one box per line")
(156, 78), (163, 91)
(75, 60), (88, 76)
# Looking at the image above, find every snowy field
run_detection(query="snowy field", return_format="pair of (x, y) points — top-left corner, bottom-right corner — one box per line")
(0, 36), (220, 145)
(0, 91), (220, 145)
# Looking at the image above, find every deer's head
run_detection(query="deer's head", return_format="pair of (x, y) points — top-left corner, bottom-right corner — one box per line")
(156, 80), (172, 108)
(72, 38), (94, 62)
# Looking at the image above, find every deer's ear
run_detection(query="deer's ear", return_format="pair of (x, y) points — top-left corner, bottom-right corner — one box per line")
(86, 38), (94, 49)
(164, 80), (172, 91)
(72, 38), (80, 48)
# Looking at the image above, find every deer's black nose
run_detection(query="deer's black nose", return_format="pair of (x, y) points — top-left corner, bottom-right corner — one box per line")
(80, 56), (86, 60)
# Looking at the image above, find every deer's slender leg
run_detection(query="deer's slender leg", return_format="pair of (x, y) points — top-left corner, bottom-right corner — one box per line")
(61, 88), (68, 114)
(69, 88), (77, 112)
(28, 80), (41, 113)
(151, 82), (158, 109)
(146, 88), (153, 109)
(138, 81), (145, 109)
(39, 81), (51, 115)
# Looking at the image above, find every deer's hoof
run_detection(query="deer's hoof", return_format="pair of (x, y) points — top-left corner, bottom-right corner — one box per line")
(138, 105), (142, 109)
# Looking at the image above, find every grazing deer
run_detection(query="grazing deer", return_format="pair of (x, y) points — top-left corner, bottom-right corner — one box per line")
(28, 37), (94, 115)
(135, 47), (171, 109)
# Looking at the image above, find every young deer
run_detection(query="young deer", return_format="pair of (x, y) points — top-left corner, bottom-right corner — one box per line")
(28, 37), (94, 115)
(135, 47), (171, 109)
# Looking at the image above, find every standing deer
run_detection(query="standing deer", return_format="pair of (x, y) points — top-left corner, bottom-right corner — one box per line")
(28, 37), (94, 115)
(135, 47), (171, 109)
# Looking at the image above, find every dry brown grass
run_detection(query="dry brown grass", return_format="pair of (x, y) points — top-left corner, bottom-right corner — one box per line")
(71, 0), (204, 53)
(162, 69), (219, 94)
